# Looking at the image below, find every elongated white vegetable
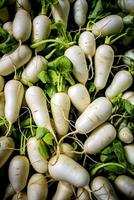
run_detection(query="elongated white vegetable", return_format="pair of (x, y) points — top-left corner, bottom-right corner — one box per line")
(13, 9), (32, 42)
(52, 181), (74, 200)
(75, 97), (112, 134)
(8, 155), (29, 192)
(105, 70), (133, 99)
(0, 136), (15, 168)
(12, 192), (27, 200)
(48, 154), (90, 188)
(94, 44), (114, 92)
(122, 91), (134, 100)
(118, 0), (134, 13)
(32, 15), (51, 52)
(0, 7), (9, 23)
(68, 83), (90, 113)
(123, 49), (134, 66)
(0, 45), (32, 76)
(4, 80), (24, 126)
(84, 122), (116, 154)
(91, 176), (119, 200)
(51, 0), (70, 28)
(65, 45), (88, 84)
(21, 55), (48, 85)
(3, 21), (12, 33)
(27, 137), (48, 173)
(92, 15), (124, 37)
(51, 92), (70, 138)
(16, 0), (32, 12)
(118, 127), (133, 144)
(0, 92), (5, 117)
(124, 144), (134, 165)
(60, 143), (76, 159)
(25, 86), (54, 133)
(27, 173), (48, 200)
(77, 188), (90, 200)
(115, 175), (134, 199)
(73, 0), (88, 27)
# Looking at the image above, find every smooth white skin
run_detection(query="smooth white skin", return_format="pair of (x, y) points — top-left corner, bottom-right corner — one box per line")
(73, 0), (88, 27)
(115, 175), (134, 199)
(124, 144), (134, 165)
(75, 97), (112, 134)
(122, 91), (134, 100)
(13, 9), (31, 42)
(65, 45), (88, 84)
(48, 154), (90, 188)
(16, 0), (32, 12)
(4, 184), (15, 200)
(27, 137), (48, 173)
(21, 55), (48, 84)
(27, 173), (48, 200)
(84, 122), (116, 154)
(127, 95), (134, 105)
(8, 155), (30, 193)
(0, 45), (32, 76)
(51, 92), (70, 138)
(68, 83), (90, 113)
(0, 7), (9, 23)
(118, 127), (133, 144)
(77, 188), (90, 200)
(51, 0), (70, 29)
(4, 80), (24, 125)
(105, 70), (133, 99)
(0, 76), (5, 92)
(3, 21), (13, 33)
(94, 44), (114, 92)
(91, 176), (119, 200)
(123, 49), (134, 66)
(92, 15), (124, 37)
(32, 15), (51, 52)
(12, 192), (27, 200)
(0, 136), (15, 168)
(0, 92), (5, 117)
(25, 86), (54, 133)
(78, 31), (96, 59)
(118, 0), (134, 13)
(52, 181), (74, 200)
(60, 143), (75, 159)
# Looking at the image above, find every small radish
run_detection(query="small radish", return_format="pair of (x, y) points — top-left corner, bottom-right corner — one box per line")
(27, 173), (48, 200)
(68, 83), (90, 113)
(118, 127), (133, 144)
(51, 92), (71, 138)
(12, 192), (27, 200)
(3, 21), (12, 33)
(124, 144), (134, 165)
(94, 44), (114, 92)
(64, 45), (88, 84)
(8, 155), (30, 192)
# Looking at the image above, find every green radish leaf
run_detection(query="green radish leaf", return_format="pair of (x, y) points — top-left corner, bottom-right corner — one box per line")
(38, 139), (49, 160)
(38, 71), (50, 84)
(87, 82), (96, 94)
(123, 99), (134, 114)
(36, 127), (50, 139)
(43, 132), (54, 146)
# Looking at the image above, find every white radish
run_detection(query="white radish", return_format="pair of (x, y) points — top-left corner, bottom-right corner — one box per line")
(51, 0), (70, 29)
(118, 127), (133, 144)
(27, 137), (48, 173)
(84, 122), (116, 154)
(124, 143), (134, 165)
(0, 7), (9, 23)
(4, 80), (24, 126)
(32, 15), (51, 52)
(122, 91), (134, 100)
(64, 45), (88, 84)
(52, 181), (74, 200)
(13, 9), (32, 42)
(75, 97), (112, 134)
(123, 49), (134, 66)
(77, 188), (91, 200)
(105, 70), (133, 99)
(27, 173), (48, 200)
(0, 136), (15, 168)
(118, 0), (134, 13)
(21, 55), (48, 85)
(51, 92), (70, 138)
(60, 143), (76, 159)
(0, 92), (5, 117)
(3, 21), (13, 33)
(92, 15), (124, 37)
(68, 83), (90, 113)
(0, 45), (32, 76)
(73, 0), (88, 27)
(16, 0), (32, 13)
(3, 184), (15, 200)
(48, 154), (90, 188)
(115, 175), (134, 199)
(94, 44), (114, 92)
(91, 176), (119, 200)
(12, 192), (27, 200)
(0, 76), (5, 92)
(8, 155), (30, 192)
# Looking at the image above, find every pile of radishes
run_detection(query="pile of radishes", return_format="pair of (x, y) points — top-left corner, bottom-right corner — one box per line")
(0, 0), (134, 199)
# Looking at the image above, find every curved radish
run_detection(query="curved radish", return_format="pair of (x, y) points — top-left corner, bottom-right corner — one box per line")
(12, 9), (32, 42)
(21, 55), (48, 85)
(0, 45), (32, 76)
(118, 127), (133, 144)
(12, 192), (27, 200)
(94, 44), (114, 92)
(27, 173), (48, 200)
(124, 144), (134, 165)
(27, 137), (48, 173)
(64, 45), (88, 84)
(105, 70), (133, 99)
(8, 155), (30, 192)
(84, 122), (116, 154)
(68, 83), (90, 113)
(51, 92), (70, 138)
(48, 154), (90, 188)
